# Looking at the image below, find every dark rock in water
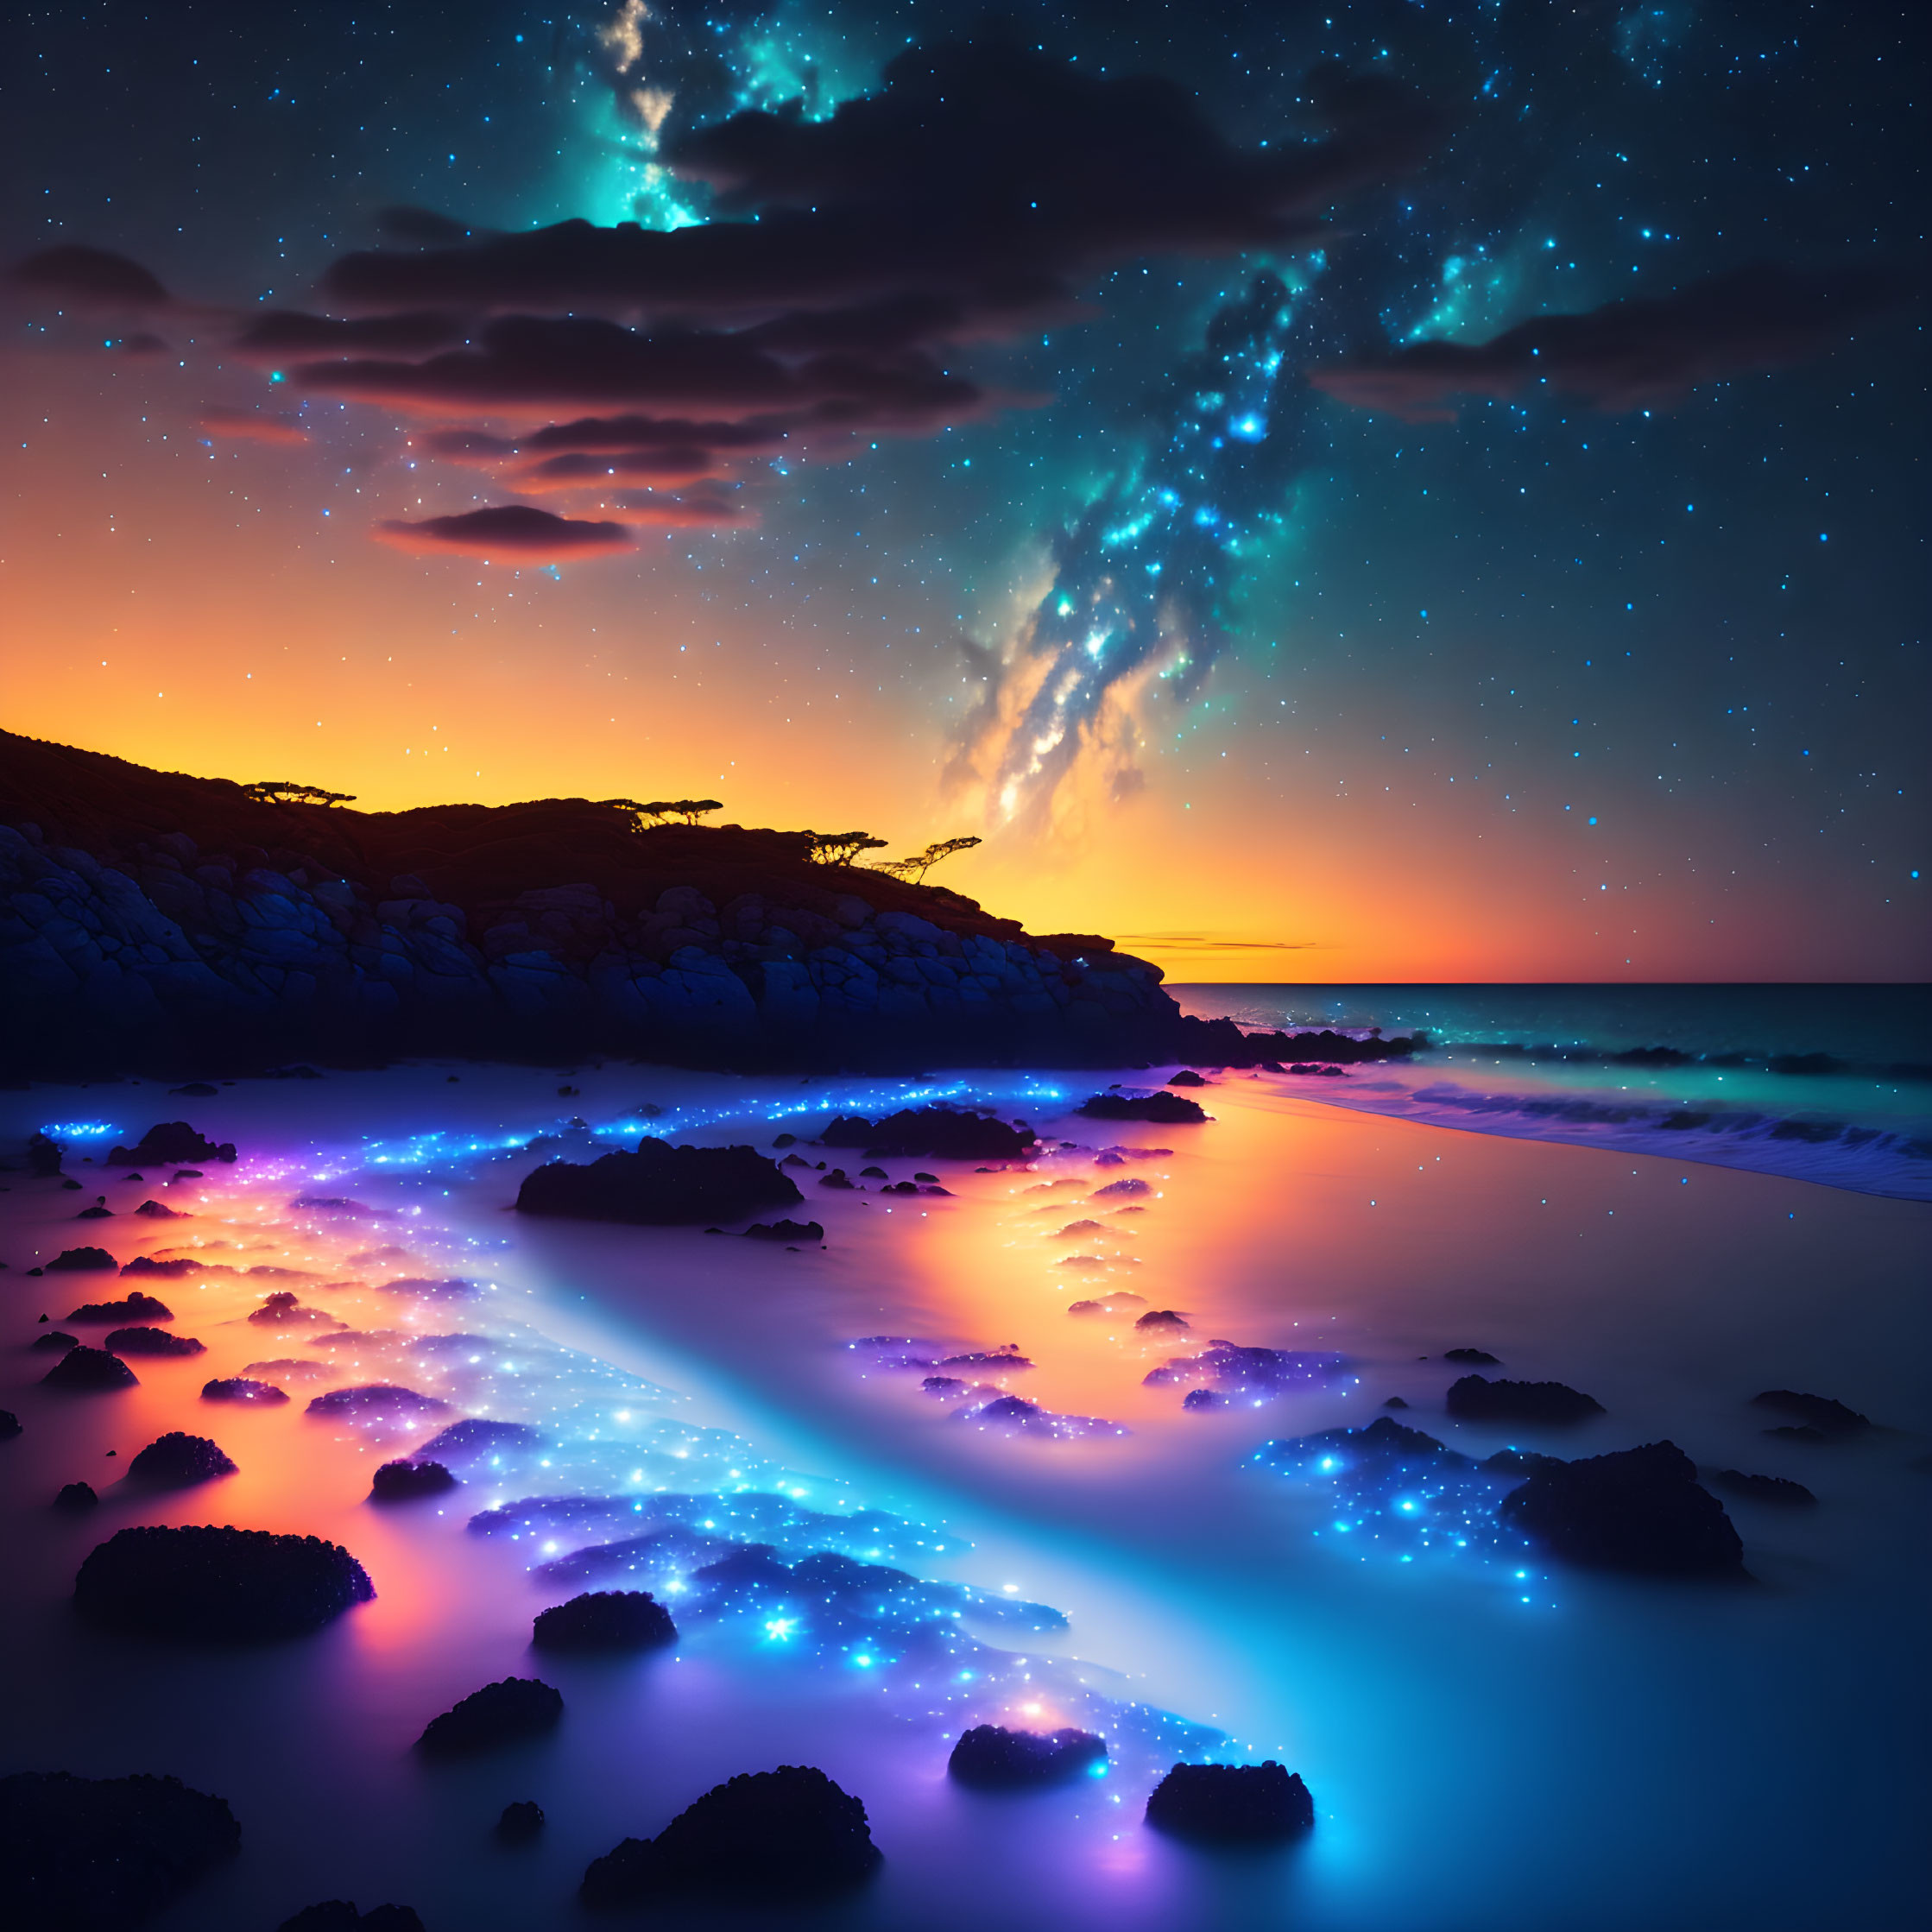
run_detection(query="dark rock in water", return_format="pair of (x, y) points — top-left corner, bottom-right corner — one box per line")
(170, 1169), (204, 1183)
(369, 1460), (458, 1502)
(1167, 1069), (1208, 1086)
(134, 1199), (184, 1219)
(1382, 1396), (1410, 1409)
(1443, 1348), (1502, 1366)
(418, 1417), (541, 1462)
(1182, 1388), (1225, 1411)
(43, 1346), (139, 1392)
(1499, 1441), (1745, 1576)
(1135, 1310), (1190, 1330)
(1092, 1177), (1152, 1198)
(106, 1326), (205, 1356)
(496, 1800), (545, 1845)
(31, 1330), (80, 1352)
(306, 1385), (454, 1420)
(122, 1256), (198, 1277)
(279, 1905), (425, 1931)
(1077, 1091), (1209, 1123)
(948, 1725), (1107, 1789)
(743, 1218), (824, 1242)
(417, 1677), (563, 1756)
(533, 1589), (678, 1653)
(0, 1408), (18, 1439)
(66, 1291), (173, 1323)
(0, 1769), (240, 1929)
(1748, 1389), (1870, 1436)
(249, 1291), (338, 1328)
(1446, 1374), (1604, 1425)
(74, 1524), (375, 1639)
(27, 1131), (65, 1177)
(859, 1165), (888, 1179)
(47, 1247), (118, 1273)
(128, 1432), (237, 1485)
(580, 1765), (881, 1907)
(76, 1203), (115, 1220)
(818, 1168), (856, 1190)
(516, 1138), (802, 1226)
(822, 1107), (1033, 1160)
(1145, 1762), (1314, 1842)
(104, 1123), (237, 1168)
(55, 1481), (99, 1510)
(1710, 1468), (1818, 1507)
(201, 1377), (289, 1405)
(923, 1375), (969, 1398)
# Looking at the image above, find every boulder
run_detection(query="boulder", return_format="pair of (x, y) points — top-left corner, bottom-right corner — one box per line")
(0, 1408), (18, 1439)
(417, 1677), (563, 1756)
(134, 1200), (184, 1219)
(1446, 1375), (1604, 1425)
(104, 1123), (237, 1167)
(496, 1800), (545, 1844)
(26, 1131), (65, 1177)
(249, 1291), (338, 1328)
(417, 1418), (541, 1462)
(369, 1460), (457, 1502)
(1182, 1388), (1225, 1411)
(1499, 1441), (1745, 1576)
(820, 1108), (1034, 1160)
(1077, 1092), (1208, 1123)
(1748, 1389), (1870, 1436)
(1443, 1348), (1501, 1365)
(306, 1386), (454, 1421)
(948, 1725), (1107, 1789)
(580, 1765), (881, 1907)
(1709, 1469), (1817, 1507)
(533, 1589), (679, 1653)
(128, 1433), (237, 1486)
(47, 1248), (118, 1273)
(516, 1139), (803, 1226)
(74, 1525), (375, 1639)
(743, 1219), (825, 1242)
(31, 1331), (80, 1352)
(1135, 1310), (1190, 1330)
(1166, 1069), (1209, 1086)
(201, 1377), (289, 1405)
(43, 1346), (139, 1392)
(1144, 1762), (1314, 1842)
(66, 1292), (172, 1323)
(54, 1482), (99, 1511)
(1382, 1396), (1410, 1409)
(0, 1770), (240, 1929)
(105, 1326), (205, 1356)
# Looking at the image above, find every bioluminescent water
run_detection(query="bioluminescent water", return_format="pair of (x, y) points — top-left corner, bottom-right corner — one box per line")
(1, 1033), (1924, 1929)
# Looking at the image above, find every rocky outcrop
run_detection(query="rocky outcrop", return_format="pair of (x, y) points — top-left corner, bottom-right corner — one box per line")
(127, 1432), (237, 1485)
(46, 1248), (118, 1274)
(1145, 1762), (1315, 1841)
(104, 1122), (236, 1167)
(495, 1801), (545, 1844)
(416, 1677), (563, 1756)
(42, 1345), (139, 1392)
(1446, 1375), (1605, 1425)
(54, 1481), (99, 1510)
(581, 1765), (881, 1907)
(1748, 1389), (1870, 1436)
(516, 1139), (802, 1226)
(1498, 1441), (1745, 1576)
(66, 1291), (172, 1323)
(74, 1525), (375, 1638)
(369, 1459), (458, 1502)
(0, 1770), (240, 1929)
(533, 1589), (679, 1653)
(819, 1108), (1035, 1160)
(948, 1725), (1107, 1789)
(201, 1376), (289, 1404)
(1078, 1091), (1209, 1123)
(105, 1325), (205, 1356)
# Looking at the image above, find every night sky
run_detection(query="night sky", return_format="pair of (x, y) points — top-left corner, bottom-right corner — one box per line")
(3, 0), (1923, 981)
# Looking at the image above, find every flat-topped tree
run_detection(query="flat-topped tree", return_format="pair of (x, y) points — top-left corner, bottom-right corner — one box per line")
(635, 798), (724, 825)
(242, 780), (356, 808)
(805, 830), (888, 866)
(875, 835), (982, 884)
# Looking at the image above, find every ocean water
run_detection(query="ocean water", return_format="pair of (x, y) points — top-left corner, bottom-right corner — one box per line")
(1171, 984), (1932, 1201)
(1, 1050), (1925, 1930)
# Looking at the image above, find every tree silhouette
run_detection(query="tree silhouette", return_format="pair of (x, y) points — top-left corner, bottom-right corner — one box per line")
(604, 799), (723, 826)
(243, 780), (357, 808)
(805, 830), (889, 866)
(874, 835), (982, 883)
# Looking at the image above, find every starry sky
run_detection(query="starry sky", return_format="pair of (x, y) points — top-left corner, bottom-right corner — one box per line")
(2, 0), (1924, 981)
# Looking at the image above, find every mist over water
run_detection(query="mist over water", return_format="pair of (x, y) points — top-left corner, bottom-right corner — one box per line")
(2, 1050), (1925, 1929)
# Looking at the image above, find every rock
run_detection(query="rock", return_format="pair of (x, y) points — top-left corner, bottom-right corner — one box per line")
(821, 1108), (1034, 1160)
(417, 1677), (564, 1756)
(859, 1165), (888, 1179)
(54, 1481), (99, 1510)
(128, 1432), (237, 1485)
(306, 1385), (454, 1420)
(43, 1346), (139, 1392)
(1144, 1762), (1314, 1842)
(104, 1123), (237, 1167)
(171, 1169), (204, 1182)
(1382, 1396), (1410, 1409)
(580, 1765), (881, 1907)
(369, 1460), (457, 1502)
(516, 1139), (803, 1226)
(279, 1905), (425, 1930)
(818, 1169), (856, 1190)
(121, 1256), (198, 1277)
(134, 1199), (184, 1219)
(201, 1377), (289, 1405)
(76, 1203), (115, 1220)
(1166, 1069), (1209, 1086)
(46, 1247), (118, 1273)
(1092, 1177), (1151, 1199)
(0, 1770), (240, 1929)
(533, 1589), (679, 1653)
(743, 1218), (824, 1242)
(105, 1326), (205, 1356)
(27, 1131), (65, 1177)
(1445, 1375), (1604, 1424)
(1134, 1310), (1190, 1330)
(1498, 1441), (1745, 1576)
(0, 1408), (18, 1439)
(1443, 1347), (1502, 1365)
(948, 1725), (1107, 1789)
(1077, 1092), (1209, 1123)
(1710, 1468), (1818, 1506)
(74, 1525), (375, 1639)
(1748, 1389), (1870, 1436)
(249, 1291), (338, 1328)
(417, 1417), (541, 1462)
(1182, 1388), (1225, 1411)
(496, 1801), (545, 1845)
(66, 1291), (173, 1323)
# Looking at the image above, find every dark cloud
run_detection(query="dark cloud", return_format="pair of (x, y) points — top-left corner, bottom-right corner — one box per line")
(8, 243), (169, 306)
(373, 505), (634, 559)
(233, 310), (466, 357)
(199, 407), (309, 445)
(1309, 262), (1913, 419)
